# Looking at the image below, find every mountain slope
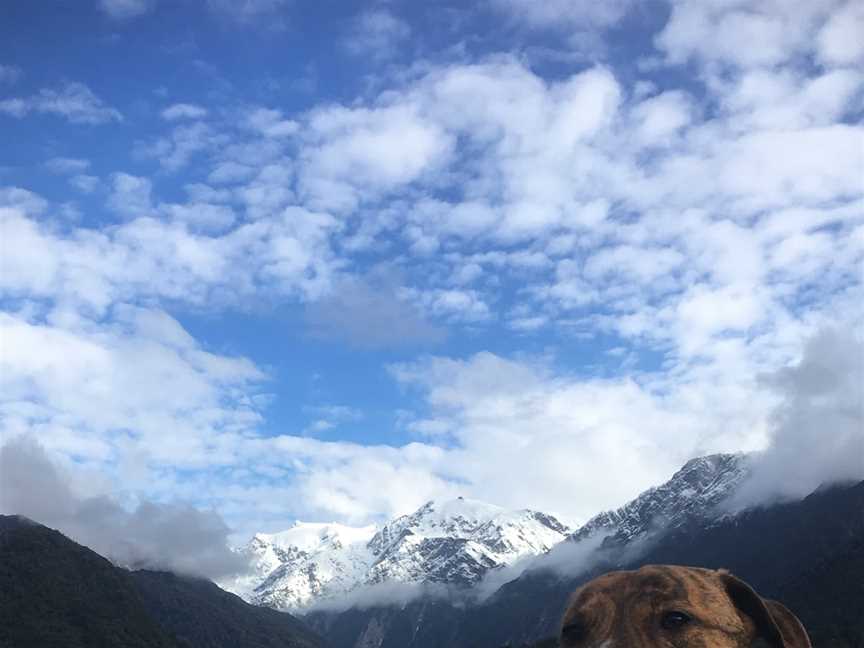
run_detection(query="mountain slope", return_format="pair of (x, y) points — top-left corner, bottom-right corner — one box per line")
(0, 515), (176, 648)
(233, 523), (377, 609)
(0, 515), (328, 648)
(132, 570), (327, 648)
(571, 453), (748, 546)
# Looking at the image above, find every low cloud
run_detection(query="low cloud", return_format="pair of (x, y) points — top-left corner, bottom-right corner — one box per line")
(0, 437), (248, 580)
(471, 533), (606, 603)
(729, 328), (864, 509)
(306, 276), (446, 350)
(305, 580), (452, 613)
(304, 534), (609, 611)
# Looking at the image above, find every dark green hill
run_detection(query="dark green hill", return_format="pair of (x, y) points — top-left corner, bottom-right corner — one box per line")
(131, 570), (324, 648)
(0, 515), (175, 648)
(0, 515), (327, 648)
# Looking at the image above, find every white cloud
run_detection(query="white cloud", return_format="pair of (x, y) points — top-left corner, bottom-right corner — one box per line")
(0, 307), (265, 467)
(244, 107), (298, 138)
(303, 405), (364, 436)
(816, 1), (864, 66)
(0, 438), (248, 579)
(46, 157), (91, 174)
(345, 9), (411, 60)
(70, 174), (100, 194)
(107, 172), (153, 218)
(491, 0), (633, 29)
(139, 121), (224, 171)
(630, 90), (694, 146)
(386, 348), (775, 522)
(730, 328), (864, 507)
(161, 201), (236, 232)
(656, 1), (856, 73)
(161, 103), (208, 121)
(0, 198), (341, 314)
(0, 81), (121, 124)
(208, 161), (256, 184)
(0, 187), (48, 215)
(299, 102), (454, 211)
(99, 0), (155, 20)
(675, 283), (765, 355)
(0, 64), (22, 84)
(206, 0), (289, 24)
(719, 68), (864, 132)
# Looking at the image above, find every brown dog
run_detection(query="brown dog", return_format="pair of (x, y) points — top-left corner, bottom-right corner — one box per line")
(559, 565), (811, 647)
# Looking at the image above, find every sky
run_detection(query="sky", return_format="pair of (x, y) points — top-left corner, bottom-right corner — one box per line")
(0, 0), (862, 546)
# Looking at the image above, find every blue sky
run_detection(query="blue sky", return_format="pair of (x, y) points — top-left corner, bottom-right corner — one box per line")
(1, 0), (862, 539)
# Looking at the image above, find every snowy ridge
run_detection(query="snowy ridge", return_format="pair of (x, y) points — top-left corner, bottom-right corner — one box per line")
(366, 497), (570, 585)
(224, 522), (376, 609)
(222, 497), (570, 610)
(570, 453), (749, 547)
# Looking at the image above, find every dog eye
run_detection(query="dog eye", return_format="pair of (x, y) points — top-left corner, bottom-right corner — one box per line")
(660, 610), (692, 630)
(560, 621), (587, 642)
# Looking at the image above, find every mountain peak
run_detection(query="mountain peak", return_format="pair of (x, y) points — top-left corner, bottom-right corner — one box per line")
(407, 496), (507, 527)
(0, 514), (39, 533)
(254, 521), (377, 553)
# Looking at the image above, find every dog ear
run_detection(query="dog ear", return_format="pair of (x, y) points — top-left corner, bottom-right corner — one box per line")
(720, 572), (812, 648)
(761, 600), (812, 648)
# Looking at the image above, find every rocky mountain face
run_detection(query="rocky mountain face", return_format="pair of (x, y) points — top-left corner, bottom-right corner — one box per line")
(0, 515), (326, 648)
(230, 522), (377, 610)
(571, 453), (749, 546)
(365, 498), (570, 586)
(224, 497), (572, 610)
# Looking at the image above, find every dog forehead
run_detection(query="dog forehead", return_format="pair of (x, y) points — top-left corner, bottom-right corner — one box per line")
(567, 565), (724, 612)
(581, 566), (682, 596)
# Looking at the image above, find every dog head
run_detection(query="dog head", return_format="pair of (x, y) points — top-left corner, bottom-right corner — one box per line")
(559, 564), (811, 647)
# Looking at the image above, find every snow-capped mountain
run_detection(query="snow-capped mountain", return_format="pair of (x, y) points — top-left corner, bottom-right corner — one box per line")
(226, 522), (377, 609)
(223, 497), (571, 610)
(570, 453), (749, 547)
(223, 454), (747, 612)
(366, 497), (570, 585)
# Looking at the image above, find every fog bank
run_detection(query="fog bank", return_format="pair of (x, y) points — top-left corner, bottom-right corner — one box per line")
(0, 437), (248, 579)
(729, 328), (864, 509)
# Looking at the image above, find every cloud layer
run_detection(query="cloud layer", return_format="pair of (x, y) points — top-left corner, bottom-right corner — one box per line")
(0, 438), (247, 579)
(731, 328), (864, 507)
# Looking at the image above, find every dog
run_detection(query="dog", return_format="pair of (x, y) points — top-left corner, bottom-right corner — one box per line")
(559, 564), (811, 647)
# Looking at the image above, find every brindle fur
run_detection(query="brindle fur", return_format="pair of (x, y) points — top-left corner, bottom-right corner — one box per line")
(559, 564), (812, 647)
